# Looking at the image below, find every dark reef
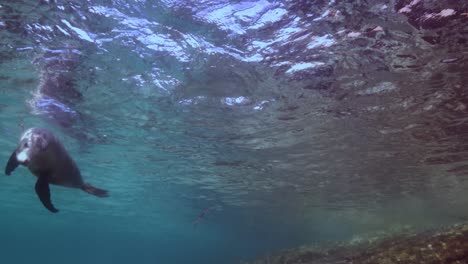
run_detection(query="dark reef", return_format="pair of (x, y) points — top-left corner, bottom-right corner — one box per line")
(244, 223), (468, 264)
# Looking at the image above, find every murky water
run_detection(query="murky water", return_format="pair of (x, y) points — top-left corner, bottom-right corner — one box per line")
(1, 0), (468, 263)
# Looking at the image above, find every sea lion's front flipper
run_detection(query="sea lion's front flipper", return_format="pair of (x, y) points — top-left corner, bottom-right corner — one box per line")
(35, 176), (59, 213)
(5, 151), (19, 175)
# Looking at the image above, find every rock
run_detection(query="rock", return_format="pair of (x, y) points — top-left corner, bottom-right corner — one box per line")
(244, 223), (468, 264)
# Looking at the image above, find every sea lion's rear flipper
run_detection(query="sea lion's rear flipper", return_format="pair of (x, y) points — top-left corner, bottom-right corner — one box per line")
(82, 183), (109, 197)
(5, 151), (19, 175)
(35, 176), (59, 213)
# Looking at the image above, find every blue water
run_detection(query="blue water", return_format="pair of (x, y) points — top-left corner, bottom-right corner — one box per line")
(1, 0), (468, 263)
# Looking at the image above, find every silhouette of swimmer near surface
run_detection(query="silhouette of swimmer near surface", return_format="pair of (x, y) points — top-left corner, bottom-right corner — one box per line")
(4, 127), (109, 213)
(193, 206), (215, 228)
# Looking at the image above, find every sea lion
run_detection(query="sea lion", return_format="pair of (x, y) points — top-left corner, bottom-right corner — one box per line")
(4, 127), (108, 213)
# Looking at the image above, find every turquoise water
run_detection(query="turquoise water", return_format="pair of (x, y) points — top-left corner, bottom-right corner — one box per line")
(1, 1), (468, 263)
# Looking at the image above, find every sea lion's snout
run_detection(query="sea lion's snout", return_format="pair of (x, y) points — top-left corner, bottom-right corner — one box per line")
(16, 149), (30, 165)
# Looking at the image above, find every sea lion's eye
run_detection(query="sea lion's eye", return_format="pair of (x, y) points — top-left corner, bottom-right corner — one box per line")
(24, 142), (28, 148)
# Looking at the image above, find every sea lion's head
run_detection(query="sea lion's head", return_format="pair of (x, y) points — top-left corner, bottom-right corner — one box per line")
(16, 128), (48, 166)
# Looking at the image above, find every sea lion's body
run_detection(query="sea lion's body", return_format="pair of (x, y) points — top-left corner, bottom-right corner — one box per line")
(5, 127), (108, 212)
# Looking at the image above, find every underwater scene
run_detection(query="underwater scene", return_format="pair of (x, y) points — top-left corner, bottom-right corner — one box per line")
(1, 0), (468, 263)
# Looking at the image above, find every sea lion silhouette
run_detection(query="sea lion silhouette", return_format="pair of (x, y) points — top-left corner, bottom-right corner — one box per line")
(5, 127), (108, 213)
